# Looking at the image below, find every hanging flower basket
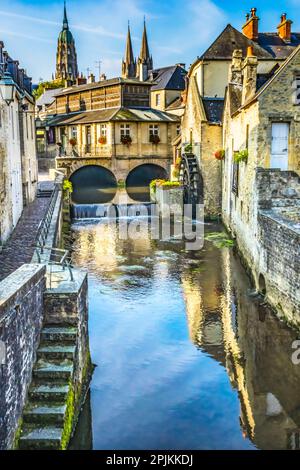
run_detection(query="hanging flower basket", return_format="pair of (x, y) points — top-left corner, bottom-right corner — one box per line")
(214, 149), (225, 161)
(69, 138), (77, 147)
(121, 135), (132, 146)
(98, 136), (107, 145)
(150, 134), (161, 145)
(234, 149), (248, 164)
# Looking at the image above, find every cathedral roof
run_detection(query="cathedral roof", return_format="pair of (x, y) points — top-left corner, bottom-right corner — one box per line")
(59, 28), (74, 44)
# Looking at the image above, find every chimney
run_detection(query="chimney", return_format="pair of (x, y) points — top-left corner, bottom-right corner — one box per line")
(229, 49), (243, 85)
(242, 46), (258, 104)
(277, 13), (293, 43)
(87, 73), (95, 84)
(76, 77), (87, 86)
(242, 8), (259, 41)
(100, 73), (107, 81)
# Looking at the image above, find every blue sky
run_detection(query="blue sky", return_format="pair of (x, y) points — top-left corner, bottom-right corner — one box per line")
(1, 0), (300, 83)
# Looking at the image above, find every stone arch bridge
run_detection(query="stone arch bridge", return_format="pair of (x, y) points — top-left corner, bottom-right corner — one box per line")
(56, 156), (171, 204)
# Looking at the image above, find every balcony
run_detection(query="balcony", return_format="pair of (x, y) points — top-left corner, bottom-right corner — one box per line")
(57, 144), (112, 159)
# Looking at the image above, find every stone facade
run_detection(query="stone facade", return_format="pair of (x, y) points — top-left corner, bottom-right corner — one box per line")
(0, 264), (46, 449)
(0, 42), (37, 244)
(222, 46), (300, 324)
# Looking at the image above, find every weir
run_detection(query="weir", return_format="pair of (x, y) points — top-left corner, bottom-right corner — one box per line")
(71, 203), (155, 220)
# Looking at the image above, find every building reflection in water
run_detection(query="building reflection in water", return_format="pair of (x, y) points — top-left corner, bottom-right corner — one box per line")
(181, 246), (300, 450)
(71, 218), (300, 450)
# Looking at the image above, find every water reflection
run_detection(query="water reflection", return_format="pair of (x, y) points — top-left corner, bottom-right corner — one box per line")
(71, 219), (300, 450)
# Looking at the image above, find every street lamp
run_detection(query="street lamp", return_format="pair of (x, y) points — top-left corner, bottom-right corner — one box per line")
(0, 70), (15, 105)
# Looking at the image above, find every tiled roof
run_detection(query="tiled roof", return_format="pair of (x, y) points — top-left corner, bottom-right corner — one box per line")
(43, 106), (180, 126)
(54, 77), (152, 96)
(150, 65), (187, 91)
(36, 88), (63, 107)
(199, 24), (300, 61)
(202, 98), (224, 123)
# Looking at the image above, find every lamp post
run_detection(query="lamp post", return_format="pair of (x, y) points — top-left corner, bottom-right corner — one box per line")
(0, 70), (15, 105)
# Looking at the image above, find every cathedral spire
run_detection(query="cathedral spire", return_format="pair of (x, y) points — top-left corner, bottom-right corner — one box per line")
(55, 1), (79, 83)
(122, 22), (136, 78)
(139, 18), (150, 62)
(63, 1), (68, 30)
(137, 18), (153, 81)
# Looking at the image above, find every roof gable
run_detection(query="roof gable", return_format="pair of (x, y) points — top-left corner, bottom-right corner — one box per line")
(200, 24), (274, 61)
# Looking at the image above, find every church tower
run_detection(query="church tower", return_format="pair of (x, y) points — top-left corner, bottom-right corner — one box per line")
(55, 1), (79, 82)
(122, 23), (136, 79)
(136, 19), (153, 81)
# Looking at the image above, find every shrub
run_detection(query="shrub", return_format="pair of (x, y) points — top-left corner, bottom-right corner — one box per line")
(234, 149), (248, 164)
(121, 135), (132, 145)
(150, 134), (161, 145)
(184, 144), (193, 153)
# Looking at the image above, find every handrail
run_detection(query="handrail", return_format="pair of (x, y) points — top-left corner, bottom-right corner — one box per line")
(33, 245), (74, 285)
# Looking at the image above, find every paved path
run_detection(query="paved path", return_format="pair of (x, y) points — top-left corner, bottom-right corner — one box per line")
(0, 182), (53, 282)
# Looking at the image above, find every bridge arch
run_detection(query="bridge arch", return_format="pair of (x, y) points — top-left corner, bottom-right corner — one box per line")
(126, 164), (168, 202)
(70, 164), (118, 204)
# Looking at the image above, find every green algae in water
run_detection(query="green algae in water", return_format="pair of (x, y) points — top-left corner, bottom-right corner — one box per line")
(205, 232), (235, 249)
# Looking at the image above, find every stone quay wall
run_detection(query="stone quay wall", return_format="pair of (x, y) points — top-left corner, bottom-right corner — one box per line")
(0, 265), (46, 449)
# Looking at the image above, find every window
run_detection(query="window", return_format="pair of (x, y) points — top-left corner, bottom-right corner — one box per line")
(100, 124), (107, 137)
(71, 126), (77, 139)
(120, 124), (131, 138)
(30, 115), (33, 140)
(246, 124), (250, 149)
(293, 77), (300, 104)
(156, 94), (161, 106)
(176, 124), (181, 136)
(149, 124), (159, 140)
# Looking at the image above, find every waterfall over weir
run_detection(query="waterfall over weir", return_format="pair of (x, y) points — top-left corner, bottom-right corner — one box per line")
(71, 203), (155, 220)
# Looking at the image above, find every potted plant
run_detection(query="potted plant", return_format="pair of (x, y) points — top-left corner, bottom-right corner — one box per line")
(98, 135), (107, 145)
(234, 149), (248, 164)
(69, 138), (77, 147)
(121, 135), (132, 146)
(150, 134), (161, 145)
(214, 149), (225, 161)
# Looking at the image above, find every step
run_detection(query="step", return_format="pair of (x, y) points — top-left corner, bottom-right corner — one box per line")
(29, 383), (70, 402)
(37, 344), (76, 360)
(33, 360), (73, 380)
(41, 327), (77, 343)
(24, 403), (67, 425)
(19, 426), (63, 450)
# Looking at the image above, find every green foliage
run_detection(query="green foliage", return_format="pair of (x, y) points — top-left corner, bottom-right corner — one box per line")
(33, 80), (65, 100)
(205, 232), (235, 249)
(117, 179), (126, 189)
(63, 179), (73, 194)
(234, 149), (248, 164)
(150, 179), (166, 194)
(184, 144), (193, 153)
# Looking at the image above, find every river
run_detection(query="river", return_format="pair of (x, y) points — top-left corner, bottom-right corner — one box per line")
(69, 215), (300, 451)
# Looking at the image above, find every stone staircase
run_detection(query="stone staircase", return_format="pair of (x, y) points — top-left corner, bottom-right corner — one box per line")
(18, 326), (77, 450)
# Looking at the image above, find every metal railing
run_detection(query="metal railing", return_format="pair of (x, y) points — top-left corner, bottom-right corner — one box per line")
(34, 174), (75, 285)
(34, 245), (74, 288)
(36, 183), (60, 250)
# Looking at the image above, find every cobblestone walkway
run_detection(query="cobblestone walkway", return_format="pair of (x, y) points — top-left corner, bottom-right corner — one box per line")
(0, 182), (53, 282)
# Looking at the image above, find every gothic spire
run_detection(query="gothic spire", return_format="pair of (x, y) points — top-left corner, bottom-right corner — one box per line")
(63, 1), (69, 30)
(122, 21), (136, 78)
(136, 18), (153, 81)
(139, 18), (150, 62)
(125, 23), (134, 65)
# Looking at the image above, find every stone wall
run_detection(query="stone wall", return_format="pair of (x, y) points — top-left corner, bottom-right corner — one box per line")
(258, 211), (300, 326)
(0, 264), (46, 449)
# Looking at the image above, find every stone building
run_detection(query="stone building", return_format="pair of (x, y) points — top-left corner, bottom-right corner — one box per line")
(222, 44), (300, 324)
(180, 8), (300, 217)
(55, 2), (78, 83)
(150, 64), (187, 116)
(38, 76), (179, 201)
(0, 41), (37, 245)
